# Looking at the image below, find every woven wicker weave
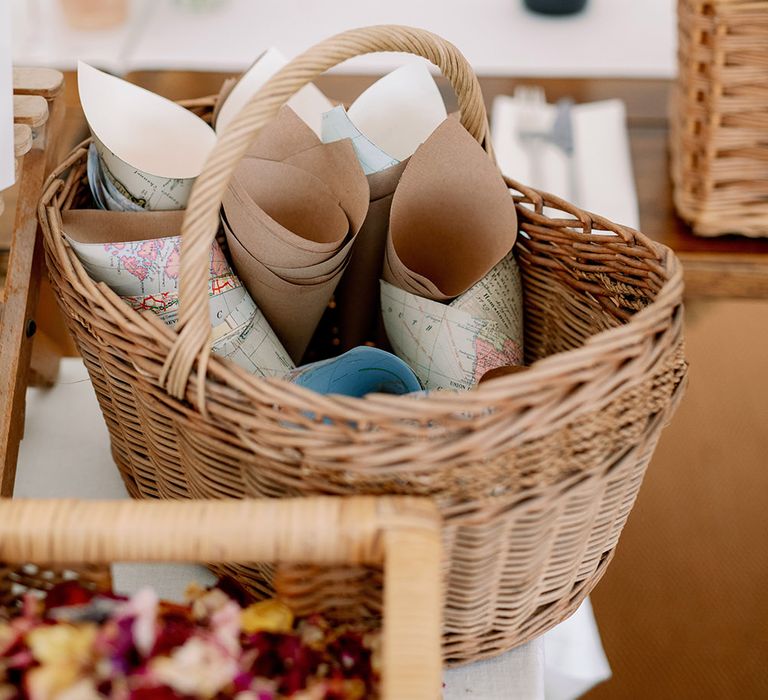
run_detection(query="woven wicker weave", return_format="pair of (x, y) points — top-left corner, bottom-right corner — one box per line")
(671, 0), (768, 236)
(0, 497), (442, 700)
(39, 25), (687, 664)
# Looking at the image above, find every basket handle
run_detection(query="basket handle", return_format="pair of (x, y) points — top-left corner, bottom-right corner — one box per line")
(0, 496), (442, 700)
(160, 24), (491, 406)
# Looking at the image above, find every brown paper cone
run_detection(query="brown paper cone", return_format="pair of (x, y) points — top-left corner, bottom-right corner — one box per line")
(382, 118), (518, 301)
(333, 159), (409, 351)
(61, 209), (185, 244)
(222, 106), (369, 361)
(223, 216), (349, 361)
(226, 164), (349, 265)
(244, 104), (320, 160)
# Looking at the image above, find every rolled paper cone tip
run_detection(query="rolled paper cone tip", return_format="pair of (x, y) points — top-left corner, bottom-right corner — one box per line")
(478, 365), (529, 384)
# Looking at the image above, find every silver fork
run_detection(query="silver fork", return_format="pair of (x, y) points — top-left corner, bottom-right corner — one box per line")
(550, 97), (580, 205)
(515, 85), (547, 190)
(516, 87), (580, 204)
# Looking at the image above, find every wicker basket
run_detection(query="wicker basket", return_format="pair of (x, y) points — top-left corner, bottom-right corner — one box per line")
(671, 0), (768, 236)
(0, 497), (442, 700)
(39, 25), (687, 664)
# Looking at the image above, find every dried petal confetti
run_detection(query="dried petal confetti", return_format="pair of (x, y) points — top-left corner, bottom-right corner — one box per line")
(241, 600), (294, 635)
(0, 581), (379, 699)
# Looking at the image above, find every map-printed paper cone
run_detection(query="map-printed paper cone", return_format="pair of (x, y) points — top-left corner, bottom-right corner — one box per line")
(382, 117), (518, 300)
(215, 48), (333, 137)
(63, 209), (293, 378)
(78, 62), (216, 211)
(345, 63), (447, 162)
(320, 65), (445, 351)
(321, 106), (399, 175)
(381, 253), (524, 391)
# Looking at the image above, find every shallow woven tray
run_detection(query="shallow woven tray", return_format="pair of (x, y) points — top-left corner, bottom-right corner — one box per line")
(39, 25), (687, 664)
(0, 497), (442, 699)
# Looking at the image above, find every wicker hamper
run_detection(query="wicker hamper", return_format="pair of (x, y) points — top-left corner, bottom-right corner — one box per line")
(39, 26), (687, 664)
(672, 0), (768, 236)
(0, 497), (442, 700)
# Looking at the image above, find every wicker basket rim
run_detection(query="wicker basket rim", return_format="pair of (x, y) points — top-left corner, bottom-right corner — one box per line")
(41, 138), (683, 418)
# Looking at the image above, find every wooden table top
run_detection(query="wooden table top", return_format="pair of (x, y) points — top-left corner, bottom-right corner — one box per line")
(60, 70), (768, 298)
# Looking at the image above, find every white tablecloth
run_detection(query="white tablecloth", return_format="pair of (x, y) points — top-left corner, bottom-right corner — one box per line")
(11, 0), (676, 77)
(15, 359), (611, 698)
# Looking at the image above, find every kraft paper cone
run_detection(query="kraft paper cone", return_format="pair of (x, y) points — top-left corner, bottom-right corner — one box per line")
(63, 209), (185, 246)
(320, 64), (446, 351)
(222, 107), (368, 362)
(333, 159), (409, 351)
(244, 105), (321, 161)
(383, 118), (518, 301)
(226, 162), (350, 265)
(223, 214), (349, 362)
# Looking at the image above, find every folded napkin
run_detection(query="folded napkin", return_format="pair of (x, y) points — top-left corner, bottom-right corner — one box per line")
(492, 95), (639, 229)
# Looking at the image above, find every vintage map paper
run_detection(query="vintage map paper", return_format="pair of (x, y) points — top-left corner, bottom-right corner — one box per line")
(381, 253), (524, 391)
(65, 219), (293, 378)
(78, 61), (216, 210)
(92, 135), (195, 211)
(346, 63), (447, 162)
(321, 106), (399, 175)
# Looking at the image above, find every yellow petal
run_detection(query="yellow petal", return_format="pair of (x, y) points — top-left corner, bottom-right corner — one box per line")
(25, 664), (79, 700)
(27, 624), (96, 666)
(241, 599), (294, 634)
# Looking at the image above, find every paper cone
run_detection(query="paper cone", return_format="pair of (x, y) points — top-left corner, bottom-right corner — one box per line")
(319, 64), (446, 351)
(333, 159), (409, 351)
(346, 63), (447, 162)
(222, 107), (369, 362)
(62, 208), (293, 378)
(215, 48), (333, 137)
(382, 117), (518, 301)
(321, 106), (399, 175)
(244, 105), (321, 161)
(78, 62), (216, 211)
(381, 253), (524, 391)
(223, 214), (350, 362)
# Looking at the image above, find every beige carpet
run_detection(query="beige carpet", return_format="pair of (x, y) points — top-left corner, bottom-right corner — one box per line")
(587, 298), (768, 700)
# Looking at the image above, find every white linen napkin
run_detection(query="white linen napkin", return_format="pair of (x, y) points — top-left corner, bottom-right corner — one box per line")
(475, 91), (635, 700)
(492, 95), (639, 229)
